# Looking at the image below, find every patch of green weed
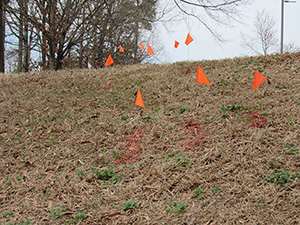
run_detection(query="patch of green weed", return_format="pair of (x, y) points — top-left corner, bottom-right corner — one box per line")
(176, 157), (191, 167)
(121, 200), (138, 211)
(262, 111), (269, 116)
(5, 179), (11, 186)
(45, 187), (51, 197)
(50, 207), (67, 219)
(112, 150), (121, 159)
(72, 212), (87, 221)
(212, 188), (222, 194)
(166, 151), (179, 159)
(193, 188), (204, 200)
(179, 104), (190, 115)
(77, 170), (86, 180)
(263, 169), (295, 185)
(1, 211), (14, 219)
(121, 114), (129, 121)
(91, 167), (120, 184)
(284, 146), (298, 155)
(166, 201), (187, 213)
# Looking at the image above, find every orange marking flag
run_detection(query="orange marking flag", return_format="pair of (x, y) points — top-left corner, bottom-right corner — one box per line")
(105, 54), (114, 67)
(119, 45), (125, 52)
(140, 43), (145, 50)
(174, 40), (180, 48)
(252, 70), (266, 90)
(196, 65), (211, 86)
(185, 33), (194, 46)
(135, 89), (146, 110)
(147, 44), (155, 55)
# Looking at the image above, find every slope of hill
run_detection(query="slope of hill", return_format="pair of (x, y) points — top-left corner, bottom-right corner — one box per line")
(1, 52), (300, 224)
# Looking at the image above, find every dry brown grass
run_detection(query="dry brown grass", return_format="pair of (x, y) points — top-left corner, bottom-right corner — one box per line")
(0, 52), (300, 224)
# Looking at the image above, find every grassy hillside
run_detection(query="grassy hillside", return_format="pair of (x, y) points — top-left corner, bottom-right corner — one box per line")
(0, 52), (300, 224)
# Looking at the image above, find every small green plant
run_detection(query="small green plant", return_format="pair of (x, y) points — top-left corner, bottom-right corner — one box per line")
(5, 179), (11, 186)
(166, 151), (179, 159)
(2, 211), (14, 219)
(167, 125), (174, 130)
(179, 104), (189, 115)
(49, 136), (57, 142)
(91, 168), (120, 184)
(133, 80), (141, 85)
(77, 170), (86, 179)
(284, 146), (298, 155)
(50, 207), (67, 219)
(297, 100), (300, 105)
(193, 188), (204, 200)
(166, 201), (187, 213)
(218, 80), (229, 86)
(222, 113), (229, 118)
(121, 200), (138, 211)
(72, 212), (87, 221)
(262, 111), (269, 116)
(234, 67), (246, 73)
(284, 119), (298, 126)
(263, 169), (295, 185)
(112, 150), (121, 159)
(121, 114), (129, 121)
(45, 187), (51, 197)
(20, 221), (31, 225)
(221, 103), (243, 113)
(176, 157), (191, 167)
(212, 188), (222, 194)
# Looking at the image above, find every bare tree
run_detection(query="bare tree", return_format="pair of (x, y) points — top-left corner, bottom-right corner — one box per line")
(5, 0), (103, 70)
(5, 0), (158, 70)
(0, 0), (7, 73)
(241, 10), (278, 56)
(168, 0), (247, 41)
(5, 0), (37, 72)
(77, 0), (157, 68)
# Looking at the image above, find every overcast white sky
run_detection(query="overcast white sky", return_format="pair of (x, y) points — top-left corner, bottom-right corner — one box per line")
(154, 0), (300, 63)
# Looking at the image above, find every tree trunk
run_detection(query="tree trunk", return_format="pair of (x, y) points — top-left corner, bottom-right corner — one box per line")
(23, 0), (29, 72)
(0, 0), (5, 73)
(18, 1), (24, 73)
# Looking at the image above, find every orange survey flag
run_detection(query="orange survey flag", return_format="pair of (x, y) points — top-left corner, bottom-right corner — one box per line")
(174, 41), (180, 48)
(140, 43), (145, 50)
(135, 89), (146, 110)
(252, 70), (266, 90)
(196, 65), (211, 86)
(147, 44), (155, 55)
(185, 33), (194, 46)
(119, 45), (125, 52)
(105, 54), (114, 67)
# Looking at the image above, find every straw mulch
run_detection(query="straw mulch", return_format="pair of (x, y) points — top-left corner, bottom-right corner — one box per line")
(0, 52), (300, 224)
